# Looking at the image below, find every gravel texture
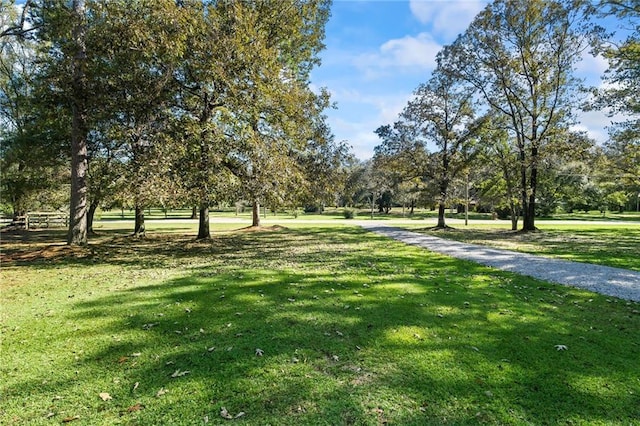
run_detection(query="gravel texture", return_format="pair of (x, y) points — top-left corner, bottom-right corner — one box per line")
(362, 225), (640, 302)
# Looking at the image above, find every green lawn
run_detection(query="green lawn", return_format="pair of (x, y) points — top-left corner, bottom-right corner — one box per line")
(406, 224), (640, 272)
(1, 224), (639, 425)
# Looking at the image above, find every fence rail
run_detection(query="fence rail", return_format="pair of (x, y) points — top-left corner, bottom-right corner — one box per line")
(24, 212), (69, 230)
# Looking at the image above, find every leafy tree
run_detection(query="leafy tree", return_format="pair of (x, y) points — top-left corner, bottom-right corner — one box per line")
(591, 0), (639, 141)
(448, 0), (592, 231)
(473, 119), (522, 229)
(88, 0), (186, 236)
(227, 0), (332, 228)
(399, 55), (487, 229)
(0, 1), (68, 218)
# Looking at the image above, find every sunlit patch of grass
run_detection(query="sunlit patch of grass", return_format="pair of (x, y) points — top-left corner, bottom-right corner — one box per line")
(1, 224), (639, 425)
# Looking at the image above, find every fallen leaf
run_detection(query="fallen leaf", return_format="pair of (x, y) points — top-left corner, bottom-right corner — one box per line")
(331, 355), (339, 362)
(555, 344), (568, 351)
(170, 369), (190, 378)
(156, 388), (167, 397)
(335, 330), (344, 336)
(207, 346), (216, 352)
(220, 407), (233, 420)
(234, 412), (246, 419)
(127, 403), (143, 412)
(99, 392), (112, 401)
(62, 415), (80, 423)
(45, 412), (55, 419)
(255, 348), (264, 356)
(133, 382), (139, 391)
(118, 356), (129, 364)
(131, 352), (141, 357)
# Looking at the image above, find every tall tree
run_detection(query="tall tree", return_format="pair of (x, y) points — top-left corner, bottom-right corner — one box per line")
(399, 57), (487, 229)
(474, 118), (522, 229)
(230, 0), (332, 227)
(590, 1), (639, 200)
(448, 0), (591, 231)
(67, 0), (88, 245)
(88, 0), (186, 237)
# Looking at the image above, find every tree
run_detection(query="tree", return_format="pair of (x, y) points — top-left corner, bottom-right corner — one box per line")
(373, 121), (429, 215)
(1, 0), (37, 40)
(399, 56), (487, 229)
(1, 2), (68, 218)
(448, 0), (591, 231)
(88, 0), (186, 236)
(592, 0), (639, 141)
(228, 0), (332, 228)
(474, 119), (522, 229)
(67, 0), (89, 245)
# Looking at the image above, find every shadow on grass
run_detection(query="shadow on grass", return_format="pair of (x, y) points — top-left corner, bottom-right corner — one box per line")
(2, 227), (639, 424)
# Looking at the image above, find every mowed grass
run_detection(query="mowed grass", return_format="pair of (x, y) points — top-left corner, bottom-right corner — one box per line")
(407, 224), (640, 272)
(1, 225), (639, 425)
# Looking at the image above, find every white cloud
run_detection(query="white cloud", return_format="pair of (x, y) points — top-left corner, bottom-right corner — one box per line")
(354, 32), (441, 79)
(325, 90), (414, 159)
(409, 0), (488, 40)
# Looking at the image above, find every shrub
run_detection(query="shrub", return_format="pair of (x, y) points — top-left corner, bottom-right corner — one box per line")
(343, 208), (355, 219)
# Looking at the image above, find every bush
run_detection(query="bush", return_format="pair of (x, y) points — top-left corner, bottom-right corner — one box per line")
(343, 208), (355, 219)
(304, 204), (322, 213)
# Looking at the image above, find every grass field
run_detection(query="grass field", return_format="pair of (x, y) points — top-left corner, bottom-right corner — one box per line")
(1, 223), (639, 425)
(407, 224), (640, 272)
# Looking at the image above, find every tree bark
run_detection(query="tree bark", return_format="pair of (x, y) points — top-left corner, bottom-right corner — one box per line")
(436, 178), (448, 228)
(134, 205), (145, 237)
(67, 0), (88, 246)
(87, 199), (99, 235)
(510, 203), (518, 231)
(252, 200), (260, 227)
(437, 202), (446, 228)
(191, 205), (197, 219)
(197, 202), (210, 239)
(522, 146), (538, 231)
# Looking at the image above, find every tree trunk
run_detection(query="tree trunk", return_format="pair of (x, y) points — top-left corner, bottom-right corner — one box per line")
(522, 146), (538, 231)
(437, 202), (446, 228)
(87, 200), (99, 235)
(197, 202), (210, 239)
(191, 205), (197, 219)
(134, 205), (145, 237)
(436, 178), (448, 228)
(67, 0), (88, 246)
(510, 202), (518, 231)
(252, 200), (260, 227)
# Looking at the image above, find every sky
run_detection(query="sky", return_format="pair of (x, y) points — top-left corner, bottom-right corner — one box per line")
(310, 0), (614, 160)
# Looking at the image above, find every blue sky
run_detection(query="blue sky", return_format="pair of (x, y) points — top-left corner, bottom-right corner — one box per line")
(310, 0), (614, 159)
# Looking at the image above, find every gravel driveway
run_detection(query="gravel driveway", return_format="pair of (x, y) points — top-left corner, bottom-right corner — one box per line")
(362, 225), (640, 302)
